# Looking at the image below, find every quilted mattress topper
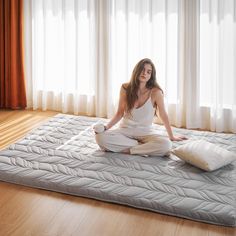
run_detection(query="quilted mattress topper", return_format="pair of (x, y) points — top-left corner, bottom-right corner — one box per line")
(0, 114), (235, 227)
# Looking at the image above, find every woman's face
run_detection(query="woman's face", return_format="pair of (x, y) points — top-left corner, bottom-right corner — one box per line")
(139, 63), (152, 83)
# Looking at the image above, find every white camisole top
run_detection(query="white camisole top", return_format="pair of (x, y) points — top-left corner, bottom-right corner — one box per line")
(119, 97), (155, 129)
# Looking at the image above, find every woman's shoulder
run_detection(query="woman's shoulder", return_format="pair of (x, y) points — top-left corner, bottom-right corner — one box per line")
(121, 83), (129, 90)
(120, 83), (128, 96)
(150, 87), (164, 107)
(151, 87), (163, 95)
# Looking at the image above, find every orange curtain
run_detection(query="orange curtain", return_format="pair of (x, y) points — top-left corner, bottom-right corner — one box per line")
(0, 0), (26, 109)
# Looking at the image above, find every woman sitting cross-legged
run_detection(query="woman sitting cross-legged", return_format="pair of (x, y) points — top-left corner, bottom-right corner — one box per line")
(94, 58), (187, 156)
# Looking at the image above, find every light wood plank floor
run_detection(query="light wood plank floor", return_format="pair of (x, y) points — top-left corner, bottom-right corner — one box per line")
(0, 109), (235, 236)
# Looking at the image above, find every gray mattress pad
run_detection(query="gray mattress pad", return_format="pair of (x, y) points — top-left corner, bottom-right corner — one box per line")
(0, 114), (235, 226)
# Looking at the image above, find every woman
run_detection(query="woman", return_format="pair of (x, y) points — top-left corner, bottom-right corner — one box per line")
(95, 58), (187, 156)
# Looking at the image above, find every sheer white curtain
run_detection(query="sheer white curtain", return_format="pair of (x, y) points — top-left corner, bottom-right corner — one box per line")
(198, 0), (236, 132)
(24, 0), (181, 118)
(24, 0), (236, 133)
(183, 0), (236, 133)
(24, 0), (104, 116)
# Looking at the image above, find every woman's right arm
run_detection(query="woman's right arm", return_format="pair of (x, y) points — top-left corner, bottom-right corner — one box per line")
(105, 85), (127, 130)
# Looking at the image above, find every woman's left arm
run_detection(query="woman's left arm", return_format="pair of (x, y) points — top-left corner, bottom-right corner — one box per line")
(152, 89), (187, 141)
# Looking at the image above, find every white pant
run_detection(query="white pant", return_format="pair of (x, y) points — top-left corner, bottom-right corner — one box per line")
(95, 128), (172, 156)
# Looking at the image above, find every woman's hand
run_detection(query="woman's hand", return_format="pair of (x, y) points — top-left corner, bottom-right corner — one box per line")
(170, 135), (188, 141)
(93, 124), (106, 134)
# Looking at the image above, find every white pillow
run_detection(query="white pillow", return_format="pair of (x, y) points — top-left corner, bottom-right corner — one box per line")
(172, 140), (236, 171)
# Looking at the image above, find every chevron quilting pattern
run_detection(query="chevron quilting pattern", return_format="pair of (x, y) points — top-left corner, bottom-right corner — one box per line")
(0, 114), (235, 226)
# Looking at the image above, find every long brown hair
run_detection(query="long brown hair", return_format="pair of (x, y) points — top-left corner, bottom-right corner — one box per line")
(124, 58), (163, 114)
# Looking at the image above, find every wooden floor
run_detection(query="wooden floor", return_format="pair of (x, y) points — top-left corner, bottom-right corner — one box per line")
(0, 109), (235, 236)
